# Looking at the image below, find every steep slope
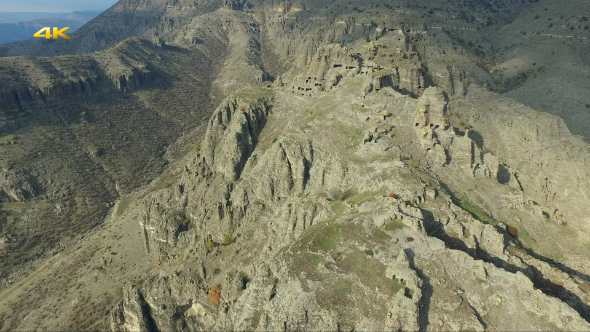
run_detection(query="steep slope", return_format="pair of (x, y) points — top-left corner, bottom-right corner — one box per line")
(0, 1), (589, 331)
(1, 23), (589, 331)
(6, 0), (587, 143)
(108, 30), (590, 327)
(8, 0), (588, 142)
(491, 0), (590, 141)
(428, 0), (590, 141)
(0, 8), (270, 288)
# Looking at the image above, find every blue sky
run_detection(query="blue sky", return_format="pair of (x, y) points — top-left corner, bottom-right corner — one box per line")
(0, 0), (118, 12)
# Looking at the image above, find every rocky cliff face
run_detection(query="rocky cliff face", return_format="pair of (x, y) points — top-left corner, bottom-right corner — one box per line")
(1, 2), (590, 331)
(0, 170), (38, 202)
(201, 97), (272, 181)
(109, 82), (590, 330)
(105, 24), (590, 331)
(106, 27), (590, 327)
(0, 39), (160, 118)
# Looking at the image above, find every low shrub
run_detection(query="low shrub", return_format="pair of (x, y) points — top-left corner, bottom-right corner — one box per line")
(222, 235), (234, 245)
(507, 225), (518, 236)
(208, 284), (221, 306)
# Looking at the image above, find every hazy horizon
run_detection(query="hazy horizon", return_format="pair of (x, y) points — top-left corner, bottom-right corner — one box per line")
(0, 0), (118, 12)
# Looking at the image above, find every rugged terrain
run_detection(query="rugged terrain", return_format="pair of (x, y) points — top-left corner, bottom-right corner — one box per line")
(0, 0), (590, 331)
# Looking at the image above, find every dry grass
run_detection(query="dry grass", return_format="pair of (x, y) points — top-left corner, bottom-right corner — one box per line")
(208, 284), (221, 306)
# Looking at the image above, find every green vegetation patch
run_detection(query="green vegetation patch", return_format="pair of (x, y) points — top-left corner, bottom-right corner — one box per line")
(313, 224), (344, 250)
(548, 249), (564, 262)
(438, 179), (538, 247)
(300, 106), (327, 129)
(305, 106), (320, 118)
(345, 190), (385, 205)
(384, 220), (406, 231)
(407, 163), (439, 187)
(313, 250), (405, 310)
(0, 134), (16, 144)
(286, 220), (404, 318)
(235, 87), (275, 100)
(333, 121), (363, 149)
(437, 181), (497, 226)
(513, 223), (535, 246)
(0, 201), (29, 218)
(310, 254), (322, 263)
(340, 188), (358, 201)
(337, 250), (405, 296)
(116, 197), (133, 216)
(222, 235), (234, 245)
(456, 198), (497, 225)
(351, 103), (371, 113)
(316, 278), (352, 307)
(330, 201), (347, 215)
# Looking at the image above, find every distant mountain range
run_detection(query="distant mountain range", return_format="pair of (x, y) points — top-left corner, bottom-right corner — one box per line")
(0, 11), (101, 43)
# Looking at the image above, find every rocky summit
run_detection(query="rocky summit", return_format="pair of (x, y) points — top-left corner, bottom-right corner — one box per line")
(1, 0), (590, 331)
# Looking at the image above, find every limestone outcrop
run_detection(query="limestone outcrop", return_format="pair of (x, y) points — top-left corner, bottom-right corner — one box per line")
(285, 28), (427, 98)
(201, 97), (272, 181)
(0, 170), (38, 202)
(428, 64), (471, 97)
(414, 86), (448, 148)
(1, 3), (590, 332)
(127, 80), (590, 331)
(110, 286), (157, 332)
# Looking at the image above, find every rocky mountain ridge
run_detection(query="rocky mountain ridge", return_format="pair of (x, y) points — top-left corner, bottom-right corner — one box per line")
(106, 40), (590, 328)
(0, 39), (155, 118)
(0, 1), (589, 331)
